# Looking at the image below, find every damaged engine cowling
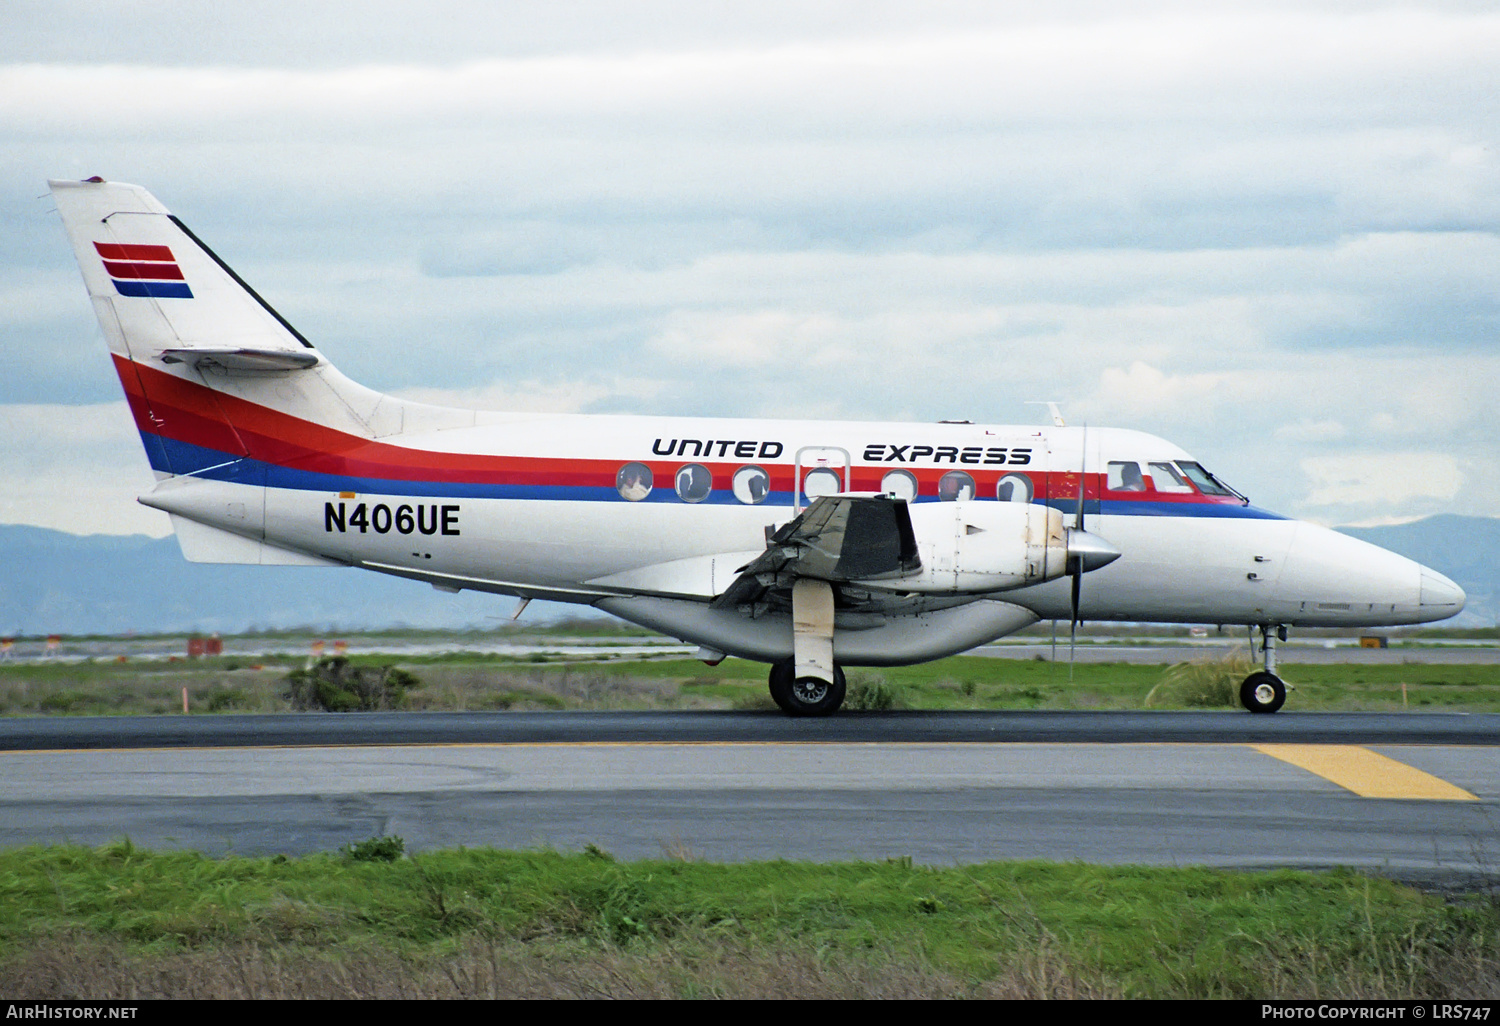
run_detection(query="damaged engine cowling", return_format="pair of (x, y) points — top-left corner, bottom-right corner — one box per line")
(860, 501), (1078, 595)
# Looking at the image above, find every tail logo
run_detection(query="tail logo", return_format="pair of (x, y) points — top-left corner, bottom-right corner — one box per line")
(94, 242), (193, 299)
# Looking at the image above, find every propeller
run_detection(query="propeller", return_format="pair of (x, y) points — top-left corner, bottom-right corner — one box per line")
(1062, 426), (1123, 678)
(1049, 616), (1057, 680)
(1068, 428), (1086, 678)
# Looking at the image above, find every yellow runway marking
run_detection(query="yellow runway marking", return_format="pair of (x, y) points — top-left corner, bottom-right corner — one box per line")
(1253, 744), (1478, 801)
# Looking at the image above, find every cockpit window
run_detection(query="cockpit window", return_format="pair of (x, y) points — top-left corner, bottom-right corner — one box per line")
(1106, 461), (1146, 492)
(1175, 461), (1237, 497)
(1147, 462), (1193, 493)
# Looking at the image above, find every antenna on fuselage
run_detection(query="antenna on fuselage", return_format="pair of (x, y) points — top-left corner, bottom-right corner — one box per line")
(1024, 401), (1066, 427)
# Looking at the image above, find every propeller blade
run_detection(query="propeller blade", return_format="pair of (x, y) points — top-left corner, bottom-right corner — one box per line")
(1069, 580), (1080, 681)
(1074, 426), (1087, 532)
(1069, 423), (1088, 682)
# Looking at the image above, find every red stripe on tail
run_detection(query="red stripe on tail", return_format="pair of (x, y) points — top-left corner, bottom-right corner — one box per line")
(95, 242), (175, 261)
(102, 260), (185, 281)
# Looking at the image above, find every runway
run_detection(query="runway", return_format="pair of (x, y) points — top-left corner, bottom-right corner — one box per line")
(6, 709), (1500, 749)
(3, 712), (1498, 879)
(979, 643), (1500, 665)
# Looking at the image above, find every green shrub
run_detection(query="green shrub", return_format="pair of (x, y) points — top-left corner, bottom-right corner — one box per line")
(1144, 649), (1253, 708)
(284, 657), (421, 712)
(343, 835), (405, 862)
(205, 687), (251, 712)
(845, 674), (907, 711)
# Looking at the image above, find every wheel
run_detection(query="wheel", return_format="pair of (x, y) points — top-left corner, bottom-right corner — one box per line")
(1240, 671), (1286, 714)
(768, 662), (846, 717)
(768, 660), (796, 714)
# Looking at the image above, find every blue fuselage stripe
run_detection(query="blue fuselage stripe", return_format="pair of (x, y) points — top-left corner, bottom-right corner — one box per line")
(143, 434), (1290, 518)
(1041, 498), (1288, 521)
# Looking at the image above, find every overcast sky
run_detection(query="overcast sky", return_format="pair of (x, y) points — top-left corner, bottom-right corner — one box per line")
(3, 0), (1496, 536)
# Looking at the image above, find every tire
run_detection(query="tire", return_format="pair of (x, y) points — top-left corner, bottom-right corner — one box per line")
(1240, 671), (1286, 714)
(769, 662), (847, 717)
(768, 660), (796, 714)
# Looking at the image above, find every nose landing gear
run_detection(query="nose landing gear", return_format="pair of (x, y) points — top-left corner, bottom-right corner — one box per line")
(1241, 624), (1288, 714)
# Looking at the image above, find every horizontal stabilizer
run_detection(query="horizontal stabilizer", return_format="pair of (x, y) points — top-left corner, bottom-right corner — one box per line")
(170, 516), (344, 566)
(159, 347), (319, 372)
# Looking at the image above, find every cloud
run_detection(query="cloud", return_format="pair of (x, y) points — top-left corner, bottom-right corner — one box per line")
(6, 7), (1498, 251)
(1272, 420), (1346, 444)
(1089, 362), (1232, 418)
(6, 2), (1499, 539)
(0, 402), (168, 536)
(420, 225), (591, 277)
(393, 377), (661, 413)
(6, 9), (1499, 135)
(1301, 453), (1462, 509)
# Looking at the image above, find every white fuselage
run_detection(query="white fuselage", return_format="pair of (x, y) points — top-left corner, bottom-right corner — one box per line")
(138, 399), (1466, 665)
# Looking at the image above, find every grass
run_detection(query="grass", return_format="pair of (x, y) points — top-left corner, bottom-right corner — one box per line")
(0, 843), (1495, 998)
(2, 647), (1500, 715)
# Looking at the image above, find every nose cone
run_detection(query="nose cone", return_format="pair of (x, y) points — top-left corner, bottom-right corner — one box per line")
(1420, 569), (1466, 612)
(1278, 523), (1467, 626)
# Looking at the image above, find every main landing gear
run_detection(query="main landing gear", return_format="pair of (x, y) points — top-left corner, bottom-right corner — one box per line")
(770, 578), (847, 716)
(1241, 624), (1288, 714)
(769, 659), (848, 716)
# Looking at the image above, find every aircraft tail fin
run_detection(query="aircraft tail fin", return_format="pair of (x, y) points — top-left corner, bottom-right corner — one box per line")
(49, 177), (316, 363)
(48, 177), (421, 475)
(48, 177), (442, 570)
(50, 178), (480, 563)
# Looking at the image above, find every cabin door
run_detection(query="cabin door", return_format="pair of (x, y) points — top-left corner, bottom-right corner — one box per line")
(794, 446), (850, 513)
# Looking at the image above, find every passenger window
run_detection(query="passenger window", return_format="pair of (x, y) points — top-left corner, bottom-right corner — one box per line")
(675, 463), (712, 503)
(1106, 461), (1145, 492)
(616, 462), (653, 501)
(995, 472), (1033, 504)
(732, 465), (770, 504)
(1147, 462), (1193, 493)
(938, 470), (975, 501)
(881, 469), (918, 501)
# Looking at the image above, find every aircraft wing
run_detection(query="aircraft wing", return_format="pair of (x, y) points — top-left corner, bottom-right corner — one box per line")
(711, 494), (920, 611)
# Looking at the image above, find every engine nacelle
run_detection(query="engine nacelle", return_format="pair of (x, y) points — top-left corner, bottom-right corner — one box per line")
(860, 501), (1069, 595)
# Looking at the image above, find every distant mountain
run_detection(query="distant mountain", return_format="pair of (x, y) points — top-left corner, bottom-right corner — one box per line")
(1337, 514), (1498, 628)
(1, 514), (1494, 635)
(0, 524), (537, 636)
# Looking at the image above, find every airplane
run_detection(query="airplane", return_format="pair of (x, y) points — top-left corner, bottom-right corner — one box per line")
(48, 177), (1467, 716)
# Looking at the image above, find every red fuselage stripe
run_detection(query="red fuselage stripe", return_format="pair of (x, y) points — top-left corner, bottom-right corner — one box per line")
(113, 354), (1242, 502)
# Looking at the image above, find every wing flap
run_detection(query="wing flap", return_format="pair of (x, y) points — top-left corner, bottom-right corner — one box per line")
(712, 495), (920, 610)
